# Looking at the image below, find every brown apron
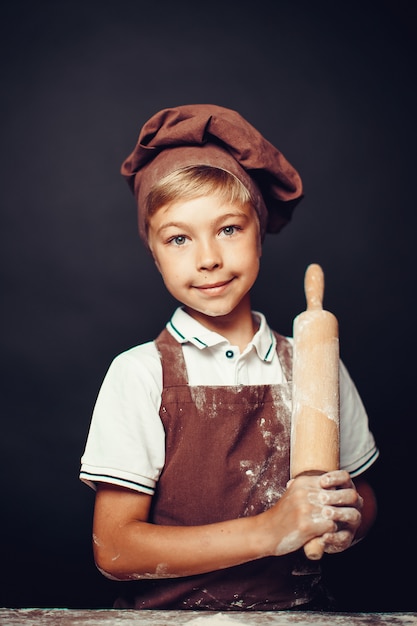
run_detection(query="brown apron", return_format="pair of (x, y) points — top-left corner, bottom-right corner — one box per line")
(115, 328), (322, 610)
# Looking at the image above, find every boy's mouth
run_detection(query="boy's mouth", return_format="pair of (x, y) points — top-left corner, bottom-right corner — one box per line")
(194, 278), (235, 293)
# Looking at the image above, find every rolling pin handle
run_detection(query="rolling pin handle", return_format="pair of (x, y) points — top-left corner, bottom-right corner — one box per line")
(304, 537), (325, 560)
(304, 263), (324, 311)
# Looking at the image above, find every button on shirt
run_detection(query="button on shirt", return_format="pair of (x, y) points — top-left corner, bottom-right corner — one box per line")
(80, 307), (379, 496)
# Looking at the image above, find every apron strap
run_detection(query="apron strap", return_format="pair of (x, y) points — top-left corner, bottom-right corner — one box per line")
(155, 328), (189, 387)
(273, 331), (293, 383)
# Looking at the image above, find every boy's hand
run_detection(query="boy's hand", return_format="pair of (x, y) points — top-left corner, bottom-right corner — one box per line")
(313, 470), (363, 554)
(265, 469), (363, 557)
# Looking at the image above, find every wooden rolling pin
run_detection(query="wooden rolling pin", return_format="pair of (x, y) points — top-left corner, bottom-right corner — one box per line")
(290, 263), (340, 560)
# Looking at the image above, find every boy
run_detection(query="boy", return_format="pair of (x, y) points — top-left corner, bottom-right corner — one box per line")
(80, 104), (378, 610)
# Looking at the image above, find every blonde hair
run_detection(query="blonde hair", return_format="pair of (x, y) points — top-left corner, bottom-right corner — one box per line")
(145, 165), (254, 226)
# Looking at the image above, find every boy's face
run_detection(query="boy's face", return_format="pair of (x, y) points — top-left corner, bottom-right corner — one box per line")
(147, 194), (261, 323)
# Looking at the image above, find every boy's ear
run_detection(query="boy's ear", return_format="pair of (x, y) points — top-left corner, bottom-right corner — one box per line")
(258, 239), (263, 258)
(150, 249), (162, 273)
(256, 227), (263, 259)
(147, 239), (161, 272)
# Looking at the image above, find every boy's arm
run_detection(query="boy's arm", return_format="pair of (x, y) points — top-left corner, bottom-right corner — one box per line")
(92, 471), (362, 580)
(93, 484), (270, 580)
(352, 477), (377, 540)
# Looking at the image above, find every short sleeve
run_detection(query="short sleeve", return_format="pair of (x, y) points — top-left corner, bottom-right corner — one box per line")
(339, 360), (379, 476)
(79, 341), (165, 494)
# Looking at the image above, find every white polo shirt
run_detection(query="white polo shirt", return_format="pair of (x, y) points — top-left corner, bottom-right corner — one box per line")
(80, 307), (379, 495)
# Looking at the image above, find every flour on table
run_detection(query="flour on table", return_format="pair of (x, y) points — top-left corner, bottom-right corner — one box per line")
(186, 613), (247, 626)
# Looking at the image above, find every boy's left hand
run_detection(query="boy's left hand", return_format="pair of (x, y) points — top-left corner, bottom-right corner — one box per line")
(314, 470), (364, 554)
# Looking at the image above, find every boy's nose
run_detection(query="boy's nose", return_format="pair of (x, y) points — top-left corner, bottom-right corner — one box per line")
(197, 241), (222, 271)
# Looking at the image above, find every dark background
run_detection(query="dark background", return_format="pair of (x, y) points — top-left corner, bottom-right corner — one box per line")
(1, 0), (416, 613)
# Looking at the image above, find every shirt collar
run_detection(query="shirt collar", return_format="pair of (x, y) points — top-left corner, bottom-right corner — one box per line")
(166, 307), (276, 363)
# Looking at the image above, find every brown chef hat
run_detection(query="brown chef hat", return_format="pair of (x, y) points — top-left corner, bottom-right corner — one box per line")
(121, 104), (303, 245)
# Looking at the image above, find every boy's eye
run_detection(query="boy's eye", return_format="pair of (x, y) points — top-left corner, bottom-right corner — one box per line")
(169, 235), (187, 246)
(222, 225), (238, 236)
